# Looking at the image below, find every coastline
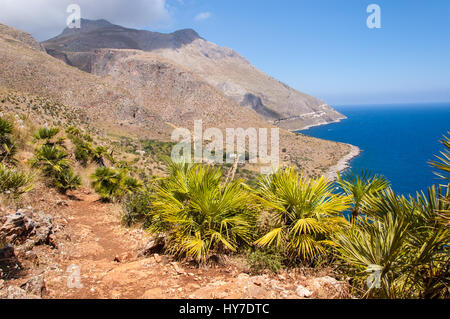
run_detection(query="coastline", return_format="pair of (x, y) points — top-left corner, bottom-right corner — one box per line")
(324, 144), (361, 181)
(292, 116), (347, 132)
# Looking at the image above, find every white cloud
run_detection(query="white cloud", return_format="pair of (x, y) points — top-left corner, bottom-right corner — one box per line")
(194, 12), (211, 22)
(0, 0), (171, 41)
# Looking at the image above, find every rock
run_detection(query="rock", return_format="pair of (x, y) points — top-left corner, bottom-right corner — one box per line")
(0, 286), (41, 299)
(249, 275), (267, 287)
(20, 274), (46, 297)
(0, 211), (29, 242)
(170, 262), (185, 275)
(32, 213), (55, 246)
(237, 273), (250, 281)
(0, 210), (56, 247)
(20, 239), (36, 252)
(246, 283), (267, 299)
(296, 284), (312, 298)
(305, 276), (346, 298)
(0, 244), (15, 259)
(136, 236), (166, 257)
(153, 253), (162, 263)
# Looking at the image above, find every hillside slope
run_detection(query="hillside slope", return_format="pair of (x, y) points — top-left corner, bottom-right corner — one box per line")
(42, 19), (345, 131)
(0, 23), (353, 177)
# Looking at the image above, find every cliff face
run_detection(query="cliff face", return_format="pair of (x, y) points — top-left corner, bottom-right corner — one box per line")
(42, 19), (345, 131)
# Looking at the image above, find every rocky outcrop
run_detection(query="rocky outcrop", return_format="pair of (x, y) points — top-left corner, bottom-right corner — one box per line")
(0, 209), (56, 248)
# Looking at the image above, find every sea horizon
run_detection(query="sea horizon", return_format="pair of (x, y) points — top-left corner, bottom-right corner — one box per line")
(300, 102), (450, 196)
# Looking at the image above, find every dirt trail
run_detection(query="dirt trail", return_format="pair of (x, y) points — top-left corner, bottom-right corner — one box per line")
(3, 188), (348, 299)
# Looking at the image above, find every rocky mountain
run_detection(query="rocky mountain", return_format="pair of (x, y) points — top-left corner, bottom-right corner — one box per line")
(0, 22), (352, 177)
(42, 19), (345, 131)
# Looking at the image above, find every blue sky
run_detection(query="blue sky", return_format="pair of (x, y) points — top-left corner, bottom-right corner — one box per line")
(160, 0), (450, 105)
(1, 0), (449, 106)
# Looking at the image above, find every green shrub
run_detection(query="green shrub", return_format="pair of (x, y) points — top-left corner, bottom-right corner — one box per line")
(54, 168), (82, 193)
(0, 164), (34, 198)
(70, 136), (93, 167)
(32, 145), (81, 193)
(32, 145), (70, 177)
(334, 186), (449, 299)
(65, 126), (82, 137)
(0, 117), (17, 163)
(122, 187), (152, 226)
(34, 127), (60, 141)
(247, 248), (284, 274)
(91, 167), (143, 201)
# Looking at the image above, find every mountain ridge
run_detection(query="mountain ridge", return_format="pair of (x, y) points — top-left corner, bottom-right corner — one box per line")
(42, 19), (345, 131)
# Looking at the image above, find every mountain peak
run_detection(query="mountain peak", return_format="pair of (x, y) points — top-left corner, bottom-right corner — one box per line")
(173, 28), (201, 40)
(61, 18), (123, 35)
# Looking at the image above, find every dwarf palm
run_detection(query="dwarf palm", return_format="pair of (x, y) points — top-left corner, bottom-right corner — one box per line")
(91, 167), (142, 201)
(0, 164), (34, 198)
(150, 162), (257, 263)
(334, 187), (449, 298)
(337, 170), (390, 221)
(254, 167), (350, 262)
(429, 133), (450, 180)
(0, 117), (17, 163)
(31, 145), (71, 176)
(91, 167), (124, 201)
(54, 168), (82, 194)
(34, 127), (64, 147)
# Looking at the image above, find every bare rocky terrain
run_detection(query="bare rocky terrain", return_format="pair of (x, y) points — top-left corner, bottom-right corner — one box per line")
(42, 19), (346, 131)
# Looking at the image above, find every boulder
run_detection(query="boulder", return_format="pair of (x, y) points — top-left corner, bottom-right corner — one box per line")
(0, 210), (55, 248)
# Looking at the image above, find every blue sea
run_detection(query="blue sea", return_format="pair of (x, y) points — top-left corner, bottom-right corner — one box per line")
(300, 103), (450, 196)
